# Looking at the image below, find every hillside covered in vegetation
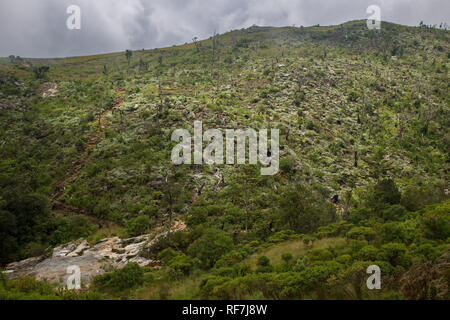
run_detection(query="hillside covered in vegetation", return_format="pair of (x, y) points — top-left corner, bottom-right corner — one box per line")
(0, 20), (449, 300)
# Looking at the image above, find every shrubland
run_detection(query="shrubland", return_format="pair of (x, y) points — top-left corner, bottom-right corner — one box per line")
(0, 20), (448, 299)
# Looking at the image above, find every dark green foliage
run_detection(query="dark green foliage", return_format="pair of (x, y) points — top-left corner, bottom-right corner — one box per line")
(421, 200), (450, 240)
(401, 183), (446, 211)
(279, 157), (294, 174)
(33, 66), (49, 79)
(257, 255), (270, 267)
(187, 229), (234, 269)
(346, 226), (377, 241)
(382, 205), (408, 221)
(0, 209), (18, 264)
(278, 185), (337, 234)
(51, 215), (98, 245)
(168, 254), (194, 276)
(93, 263), (144, 292)
(380, 243), (410, 267)
(371, 179), (402, 208)
(126, 215), (152, 236)
(281, 253), (293, 263)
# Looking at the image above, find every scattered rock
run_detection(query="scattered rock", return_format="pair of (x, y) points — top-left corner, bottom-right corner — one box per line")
(4, 221), (187, 286)
(67, 240), (90, 257)
(41, 83), (59, 98)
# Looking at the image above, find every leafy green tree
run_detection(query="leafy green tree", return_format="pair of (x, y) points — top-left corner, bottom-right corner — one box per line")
(421, 200), (450, 240)
(373, 179), (401, 206)
(0, 209), (18, 263)
(278, 185), (336, 234)
(51, 215), (98, 245)
(256, 255), (273, 273)
(168, 254), (194, 276)
(161, 166), (188, 242)
(127, 215), (152, 237)
(32, 66), (49, 79)
(382, 205), (408, 221)
(401, 183), (446, 211)
(328, 261), (372, 299)
(187, 229), (233, 269)
(346, 226), (377, 241)
(380, 243), (410, 267)
(281, 253), (293, 264)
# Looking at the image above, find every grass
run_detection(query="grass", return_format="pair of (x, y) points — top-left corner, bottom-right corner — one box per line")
(246, 237), (346, 268)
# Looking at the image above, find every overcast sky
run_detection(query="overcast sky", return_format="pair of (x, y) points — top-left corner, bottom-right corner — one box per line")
(0, 0), (448, 58)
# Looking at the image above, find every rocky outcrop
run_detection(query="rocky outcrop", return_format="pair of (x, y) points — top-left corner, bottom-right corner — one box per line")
(40, 82), (59, 98)
(4, 221), (187, 287)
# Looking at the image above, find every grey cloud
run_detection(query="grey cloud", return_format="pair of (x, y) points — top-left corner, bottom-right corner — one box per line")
(0, 0), (448, 58)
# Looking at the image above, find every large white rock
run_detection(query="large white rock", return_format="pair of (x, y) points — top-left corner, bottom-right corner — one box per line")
(5, 221), (186, 287)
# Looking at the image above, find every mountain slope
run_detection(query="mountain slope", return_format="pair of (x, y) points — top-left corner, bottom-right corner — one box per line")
(0, 20), (448, 300)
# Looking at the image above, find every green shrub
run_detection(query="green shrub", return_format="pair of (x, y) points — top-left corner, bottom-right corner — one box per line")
(279, 158), (294, 174)
(281, 253), (293, 263)
(382, 205), (408, 221)
(157, 248), (179, 264)
(126, 215), (152, 236)
(358, 245), (380, 261)
(93, 263), (144, 292)
(346, 227), (377, 241)
(257, 256), (270, 267)
(168, 254), (194, 275)
(421, 200), (450, 240)
(187, 229), (233, 269)
(372, 179), (402, 207)
(51, 215), (98, 245)
(380, 243), (410, 267)
(308, 249), (333, 261)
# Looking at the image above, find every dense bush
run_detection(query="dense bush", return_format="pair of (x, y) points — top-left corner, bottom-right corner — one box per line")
(126, 215), (153, 236)
(187, 229), (234, 269)
(421, 200), (450, 240)
(92, 263), (144, 292)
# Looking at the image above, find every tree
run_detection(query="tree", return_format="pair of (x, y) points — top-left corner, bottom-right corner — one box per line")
(279, 185), (336, 234)
(256, 255), (273, 273)
(329, 261), (372, 299)
(33, 66), (50, 79)
(0, 209), (18, 263)
(127, 215), (152, 237)
(125, 50), (133, 74)
(210, 30), (218, 78)
(223, 165), (259, 233)
(376, 179), (401, 204)
(346, 226), (377, 241)
(366, 179), (401, 212)
(161, 165), (187, 242)
(187, 229), (233, 269)
(421, 200), (450, 240)
(281, 253), (293, 264)
(192, 37), (200, 52)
